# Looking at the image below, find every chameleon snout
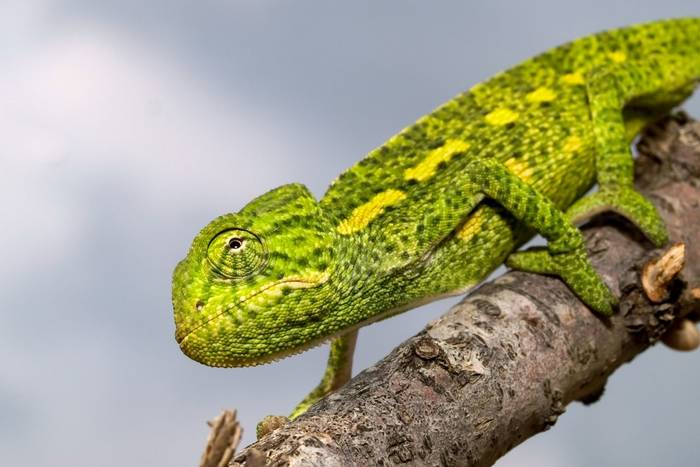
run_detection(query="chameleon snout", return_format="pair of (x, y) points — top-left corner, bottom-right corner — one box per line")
(174, 301), (233, 346)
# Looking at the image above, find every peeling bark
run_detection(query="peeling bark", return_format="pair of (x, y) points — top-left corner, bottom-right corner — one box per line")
(231, 115), (700, 467)
(200, 410), (242, 467)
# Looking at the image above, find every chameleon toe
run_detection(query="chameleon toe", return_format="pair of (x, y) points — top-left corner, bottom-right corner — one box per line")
(566, 186), (668, 247)
(508, 248), (617, 316)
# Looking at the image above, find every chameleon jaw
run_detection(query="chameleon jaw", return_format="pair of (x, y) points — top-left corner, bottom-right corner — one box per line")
(176, 273), (329, 341)
(175, 274), (331, 366)
(179, 331), (332, 368)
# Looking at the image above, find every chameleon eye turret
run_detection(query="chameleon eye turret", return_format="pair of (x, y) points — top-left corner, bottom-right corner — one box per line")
(206, 228), (267, 279)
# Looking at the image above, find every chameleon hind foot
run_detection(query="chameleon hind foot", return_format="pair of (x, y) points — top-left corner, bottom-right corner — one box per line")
(507, 247), (617, 315)
(454, 156), (618, 315)
(566, 187), (668, 246)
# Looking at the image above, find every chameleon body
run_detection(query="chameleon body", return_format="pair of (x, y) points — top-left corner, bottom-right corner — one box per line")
(173, 18), (700, 424)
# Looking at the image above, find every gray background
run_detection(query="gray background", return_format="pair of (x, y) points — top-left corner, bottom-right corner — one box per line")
(1, 1), (699, 466)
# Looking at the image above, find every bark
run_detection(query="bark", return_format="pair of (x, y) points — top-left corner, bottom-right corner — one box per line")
(200, 410), (242, 467)
(231, 115), (700, 467)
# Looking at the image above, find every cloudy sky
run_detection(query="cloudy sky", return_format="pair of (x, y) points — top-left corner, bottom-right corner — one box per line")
(1, 1), (699, 466)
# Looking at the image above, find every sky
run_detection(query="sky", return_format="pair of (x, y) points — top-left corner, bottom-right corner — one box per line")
(1, 1), (699, 466)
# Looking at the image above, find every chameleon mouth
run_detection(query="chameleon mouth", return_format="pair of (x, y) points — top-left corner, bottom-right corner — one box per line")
(175, 326), (195, 345)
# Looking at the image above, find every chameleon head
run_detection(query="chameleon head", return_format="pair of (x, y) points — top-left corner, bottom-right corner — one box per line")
(172, 183), (337, 367)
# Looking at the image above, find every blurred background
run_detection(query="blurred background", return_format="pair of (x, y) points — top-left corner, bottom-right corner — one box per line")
(1, 1), (699, 466)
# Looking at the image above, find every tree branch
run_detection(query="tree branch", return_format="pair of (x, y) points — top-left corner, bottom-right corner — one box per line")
(231, 115), (700, 467)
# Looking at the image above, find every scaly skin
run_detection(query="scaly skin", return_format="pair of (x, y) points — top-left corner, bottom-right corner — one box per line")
(172, 18), (700, 429)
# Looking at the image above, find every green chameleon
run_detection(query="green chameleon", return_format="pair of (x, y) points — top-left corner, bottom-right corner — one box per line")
(173, 17), (700, 432)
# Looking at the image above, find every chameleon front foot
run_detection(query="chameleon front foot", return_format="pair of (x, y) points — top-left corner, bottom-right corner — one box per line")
(255, 383), (333, 439)
(289, 330), (358, 419)
(256, 415), (288, 439)
(256, 330), (359, 439)
(566, 187), (668, 246)
(507, 247), (617, 315)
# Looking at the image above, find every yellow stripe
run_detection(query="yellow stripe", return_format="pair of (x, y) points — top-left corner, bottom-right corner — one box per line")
(561, 72), (585, 85)
(504, 158), (535, 182)
(337, 189), (407, 235)
(526, 87), (556, 103)
(608, 51), (626, 63)
(404, 139), (470, 182)
(563, 135), (583, 153)
(485, 108), (519, 126)
(456, 209), (486, 241)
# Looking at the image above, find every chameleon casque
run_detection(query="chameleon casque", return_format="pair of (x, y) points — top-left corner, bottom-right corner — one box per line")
(173, 18), (700, 427)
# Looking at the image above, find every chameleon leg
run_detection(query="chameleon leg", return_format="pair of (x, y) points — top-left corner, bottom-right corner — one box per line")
(256, 329), (358, 438)
(459, 157), (617, 315)
(566, 56), (700, 244)
(622, 82), (697, 141)
(289, 329), (358, 419)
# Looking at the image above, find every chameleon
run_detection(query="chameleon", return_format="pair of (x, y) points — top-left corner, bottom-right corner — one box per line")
(172, 17), (700, 431)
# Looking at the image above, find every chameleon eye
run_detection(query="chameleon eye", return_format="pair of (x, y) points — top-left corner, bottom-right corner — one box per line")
(207, 229), (267, 279)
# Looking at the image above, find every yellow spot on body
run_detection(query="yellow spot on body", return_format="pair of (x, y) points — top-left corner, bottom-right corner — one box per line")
(337, 189), (407, 235)
(563, 135), (583, 153)
(485, 108), (519, 126)
(504, 158), (535, 182)
(608, 51), (627, 63)
(526, 87), (556, 103)
(561, 72), (585, 85)
(404, 139), (470, 182)
(457, 209), (486, 241)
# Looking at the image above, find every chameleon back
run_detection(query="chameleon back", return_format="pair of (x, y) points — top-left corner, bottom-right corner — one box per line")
(320, 17), (700, 301)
